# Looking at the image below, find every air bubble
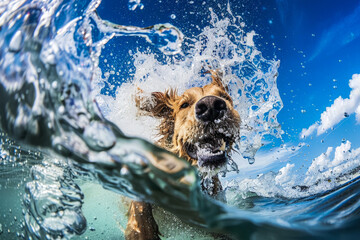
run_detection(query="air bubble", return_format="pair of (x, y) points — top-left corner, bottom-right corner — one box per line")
(170, 14), (176, 19)
(51, 81), (58, 89)
(9, 30), (23, 52)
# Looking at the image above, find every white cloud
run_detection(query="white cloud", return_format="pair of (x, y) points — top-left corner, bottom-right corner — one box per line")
(274, 163), (295, 185)
(300, 122), (319, 139)
(301, 74), (360, 138)
(228, 140), (360, 199)
(304, 140), (360, 186)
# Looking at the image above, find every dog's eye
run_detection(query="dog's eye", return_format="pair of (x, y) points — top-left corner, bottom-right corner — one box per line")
(221, 94), (231, 101)
(180, 102), (190, 109)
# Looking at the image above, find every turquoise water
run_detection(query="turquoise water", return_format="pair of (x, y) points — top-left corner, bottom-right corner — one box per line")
(1, 0), (360, 239)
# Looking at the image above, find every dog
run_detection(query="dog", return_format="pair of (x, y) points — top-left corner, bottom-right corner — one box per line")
(125, 70), (240, 240)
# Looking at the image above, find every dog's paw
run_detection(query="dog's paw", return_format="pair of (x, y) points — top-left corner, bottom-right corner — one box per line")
(125, 218), (161, 240)
(125, 226), (161, 240)
(125, 201), (161, 240)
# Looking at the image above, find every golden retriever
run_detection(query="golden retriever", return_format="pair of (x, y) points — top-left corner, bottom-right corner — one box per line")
(125, 70), (240, 240)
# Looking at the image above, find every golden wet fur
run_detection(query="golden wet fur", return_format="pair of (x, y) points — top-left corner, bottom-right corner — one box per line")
(126, 71), (240, 240)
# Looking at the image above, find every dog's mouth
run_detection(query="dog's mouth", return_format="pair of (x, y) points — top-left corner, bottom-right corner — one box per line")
(185, 135), (230, 169)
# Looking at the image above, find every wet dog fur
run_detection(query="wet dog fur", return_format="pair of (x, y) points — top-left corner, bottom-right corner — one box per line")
(125, 71), (240, 240)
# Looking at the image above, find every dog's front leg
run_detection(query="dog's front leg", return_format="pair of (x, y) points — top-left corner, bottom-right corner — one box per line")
(125, 201), (160, 240)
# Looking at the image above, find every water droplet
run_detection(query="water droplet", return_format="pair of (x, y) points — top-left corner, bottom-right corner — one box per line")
(321, 139), (324, 143)
(344, 112), (349, 118)
(128, 0), (144, 10)
(341, 138), (346, 143)
(247, 157), (255, 164)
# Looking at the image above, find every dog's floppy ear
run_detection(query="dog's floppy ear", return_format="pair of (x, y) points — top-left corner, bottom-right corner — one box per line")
(135, 88), (177, 118)
(207, 70), (229, 92)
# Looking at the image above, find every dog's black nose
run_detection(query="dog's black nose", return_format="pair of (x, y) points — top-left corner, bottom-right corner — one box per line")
(195, 96), (227, 122)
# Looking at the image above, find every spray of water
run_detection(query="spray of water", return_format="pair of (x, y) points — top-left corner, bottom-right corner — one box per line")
(95, 7), (283, 168)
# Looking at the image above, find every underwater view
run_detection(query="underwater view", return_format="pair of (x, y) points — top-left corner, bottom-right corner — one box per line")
(1, 0), (360, 239)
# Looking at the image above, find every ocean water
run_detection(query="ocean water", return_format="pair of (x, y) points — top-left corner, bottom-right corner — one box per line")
(1, 0), (360, 239)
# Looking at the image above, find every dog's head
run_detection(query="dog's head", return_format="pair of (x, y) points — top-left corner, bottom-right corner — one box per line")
(137, 71), (240, 175)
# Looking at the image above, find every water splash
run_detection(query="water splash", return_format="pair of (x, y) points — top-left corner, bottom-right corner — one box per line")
(98, 7), (283, 168)
(128, 0), (144, 11)
(24, 160), (87, 238)
(92, 12), (183, 55)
